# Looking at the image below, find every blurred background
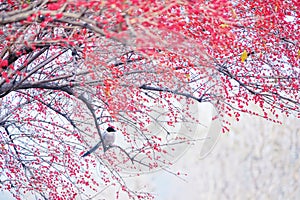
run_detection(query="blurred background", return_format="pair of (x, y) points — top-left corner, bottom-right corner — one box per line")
(141, 108), (300, 200)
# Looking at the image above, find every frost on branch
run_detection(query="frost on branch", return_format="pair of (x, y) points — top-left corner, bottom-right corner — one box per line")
(0, 0), (299, 199)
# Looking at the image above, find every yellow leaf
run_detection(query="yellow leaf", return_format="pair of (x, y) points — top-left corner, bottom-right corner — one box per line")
(241, 50), (248, 62)
(185, 73), (190, 80)
(232, 9), (237, 18)
(298, 49), (300, 57)
(274, 2), (279, 12)
(220, 23), (229, 28)
(130, 18), (137, 24)
(105, 89), (111, 97)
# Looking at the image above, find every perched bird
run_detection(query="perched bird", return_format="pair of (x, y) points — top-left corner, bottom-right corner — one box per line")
(82, 127), (116, 157)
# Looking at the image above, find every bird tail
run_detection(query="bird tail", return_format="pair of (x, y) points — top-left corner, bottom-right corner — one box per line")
(82, 141), (102, 157)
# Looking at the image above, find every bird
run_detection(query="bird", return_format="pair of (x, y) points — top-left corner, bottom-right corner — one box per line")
(82, 126), (116, 157)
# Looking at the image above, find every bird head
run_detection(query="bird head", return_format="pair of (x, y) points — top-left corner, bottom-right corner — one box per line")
(106, 126), (116, 132)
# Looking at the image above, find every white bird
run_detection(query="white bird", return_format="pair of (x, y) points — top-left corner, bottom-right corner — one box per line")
(82, 127), (116, 157)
